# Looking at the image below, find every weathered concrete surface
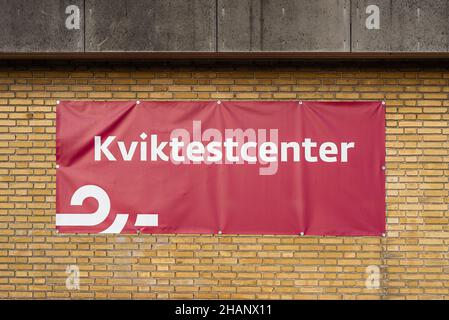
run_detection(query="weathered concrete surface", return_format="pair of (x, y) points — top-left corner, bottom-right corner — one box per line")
(2, 0), (449, 55)
(218, 0), (350, 52)
(217, 0), (261, 51)
(85, 0), (216, 52)
(352, 0), (449, 52)
(0, 0), (83, 52)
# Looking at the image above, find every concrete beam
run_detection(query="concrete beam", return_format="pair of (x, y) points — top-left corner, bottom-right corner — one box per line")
(217, 0), (261, 52)
(352, 0), (449, 52)
(0, 0), (83, 52)
(218, 0), (350, 52)
(85, 0), (216, 52)
(1, 0), (449, 56)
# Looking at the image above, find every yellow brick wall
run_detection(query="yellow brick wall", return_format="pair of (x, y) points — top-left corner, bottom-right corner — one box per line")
(0, 61), (448, 299)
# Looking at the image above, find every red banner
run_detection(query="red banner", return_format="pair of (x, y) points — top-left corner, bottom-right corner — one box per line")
(56, 101), (385, 235)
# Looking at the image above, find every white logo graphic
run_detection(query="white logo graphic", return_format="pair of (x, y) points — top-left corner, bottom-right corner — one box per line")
(56, 185), (158, 233)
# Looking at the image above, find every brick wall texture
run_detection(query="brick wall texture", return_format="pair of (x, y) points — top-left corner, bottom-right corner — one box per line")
(0, 60), (448, 299)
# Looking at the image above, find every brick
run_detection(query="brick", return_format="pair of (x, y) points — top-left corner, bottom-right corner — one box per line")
(0, 62), (447, 300)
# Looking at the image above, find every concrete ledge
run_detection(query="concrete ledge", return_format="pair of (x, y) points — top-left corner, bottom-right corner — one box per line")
(0, 0), (83, 52)
(3, 51), (449, 60)
(85, 0), (216, 52)
(218, 0), (350, 52)
(1, 0), (449, 56)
